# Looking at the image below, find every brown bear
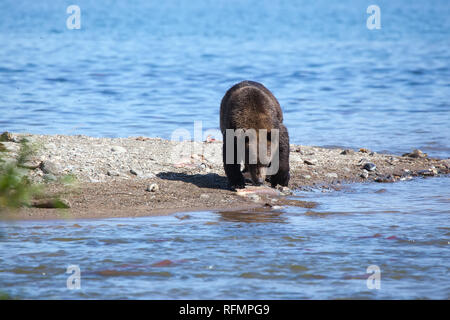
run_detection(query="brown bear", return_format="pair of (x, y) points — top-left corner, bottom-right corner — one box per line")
(220, 80), (290, 189)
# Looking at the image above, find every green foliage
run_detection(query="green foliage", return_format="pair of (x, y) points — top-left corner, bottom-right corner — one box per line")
(0, 291), (13, 300)
(0, 138), (42, 210)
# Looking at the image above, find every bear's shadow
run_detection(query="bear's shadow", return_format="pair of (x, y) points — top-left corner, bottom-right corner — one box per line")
(156, 172), (230, 190)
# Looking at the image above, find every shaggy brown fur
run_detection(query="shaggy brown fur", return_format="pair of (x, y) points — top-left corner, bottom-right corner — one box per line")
(220, 80), (290, 189)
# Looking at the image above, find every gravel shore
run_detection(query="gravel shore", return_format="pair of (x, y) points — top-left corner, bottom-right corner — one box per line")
(1, 133), (448, 220)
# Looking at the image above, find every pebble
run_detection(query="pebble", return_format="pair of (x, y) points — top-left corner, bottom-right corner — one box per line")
(111, 146), (127, 153)
(360, 170), (369, 179)
(374, 175), (396, 183)
(301, 174), (311, 180)
(107, 170), (121, 177)
(278, 186), (291, 195)
(340, 149), (355, 155)
(304, 159), (316, 165)
(418, 168), (438, 177)
(293, 146), (303, 154)
(359, 148), (371, 153)
(363, 162), (376, 171)
(130, 168), (142, 176)
(135, 136), (150, 141)
(39, 160), (61, 175)
(146, 183), (159, 192)
(402, 149), (427, 158)
(200, 193), (210, 199)
(326, 172), (338, 179)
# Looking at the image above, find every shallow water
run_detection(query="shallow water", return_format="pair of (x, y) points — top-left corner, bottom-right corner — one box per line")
(0, 0), (449, 157)
(1, 177), (449, 299)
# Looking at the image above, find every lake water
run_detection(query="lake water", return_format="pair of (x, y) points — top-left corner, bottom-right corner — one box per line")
(0, 177), (449, 299)
(1, 0), (449, 157)
(0, 0), (449, 299)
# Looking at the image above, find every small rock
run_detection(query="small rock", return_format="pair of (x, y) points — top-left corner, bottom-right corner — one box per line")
(146, 183), (159, 192)
(301, 174), (311, 180)
(40, 160), (61, 175)
(135, 136), (150, 141)
(107, 170), (121, 177)
(130, 168), (142, 176)
(441, 159), (450, 169)
(363, 162), (376, 171)
(20, 161), (41, 170)
(418, 168), (437, 177)
(340, 149), (355, 155)
(402, 149), (427, 158)
(111, 146), (126, 153)
(360, 170), (369, 179)
(374, 175), (395, 183)
(277, 186), (291, 195)
(293, 146), (303, 154)
(326, 172), (338, 179)
(304, 159), (316, 165)
(359, 148), (371, 153)
(200, 193), (210, 199)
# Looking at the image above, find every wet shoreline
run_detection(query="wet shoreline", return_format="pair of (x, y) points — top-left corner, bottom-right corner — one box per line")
(1, 132), (449, 220)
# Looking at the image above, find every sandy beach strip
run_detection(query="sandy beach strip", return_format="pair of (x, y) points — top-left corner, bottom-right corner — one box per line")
(0, 133), (448, 220)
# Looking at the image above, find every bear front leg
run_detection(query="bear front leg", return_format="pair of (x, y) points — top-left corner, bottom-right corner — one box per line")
(223, 140), (245, 190)
(270, 124), (290, 187)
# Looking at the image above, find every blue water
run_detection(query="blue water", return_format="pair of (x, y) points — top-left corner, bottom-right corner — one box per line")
(0, 0), (449, 157)
(0, 1), (449, 299)
(0, 177), (449, 299)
